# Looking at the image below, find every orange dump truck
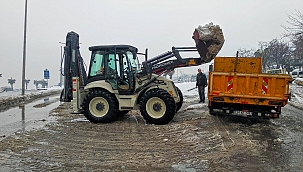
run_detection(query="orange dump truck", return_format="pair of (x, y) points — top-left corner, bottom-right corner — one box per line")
(208, 57), (292, 118)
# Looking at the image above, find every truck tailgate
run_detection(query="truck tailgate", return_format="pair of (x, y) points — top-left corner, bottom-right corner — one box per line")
(208, 72), (292, 106)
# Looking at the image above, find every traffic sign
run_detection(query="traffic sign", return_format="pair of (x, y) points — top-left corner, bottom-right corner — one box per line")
(44, 69), (50, 79)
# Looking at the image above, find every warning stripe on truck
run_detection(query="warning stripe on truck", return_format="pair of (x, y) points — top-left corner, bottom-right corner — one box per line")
(227, 76), (233, 92)
(262, 77), (268, 94)
(72, 78), (77, 92)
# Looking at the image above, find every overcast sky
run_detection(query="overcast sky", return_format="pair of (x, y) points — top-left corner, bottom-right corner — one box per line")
(0, 0), (302, 89)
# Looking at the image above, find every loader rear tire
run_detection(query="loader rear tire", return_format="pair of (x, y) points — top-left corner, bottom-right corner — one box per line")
(82, 89), (118, 123)
(60, 89), (63, 101)
(176, 86), (183, 112)
(140, 89), (176, 125)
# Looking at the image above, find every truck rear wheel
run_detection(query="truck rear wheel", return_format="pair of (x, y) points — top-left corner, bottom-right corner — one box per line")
(140, 89), (176, 125)
(209, 108), (215, 115)
(208, 101), (215, 115)
(176, 86), (183, 112)
(82, 89), (118, 123)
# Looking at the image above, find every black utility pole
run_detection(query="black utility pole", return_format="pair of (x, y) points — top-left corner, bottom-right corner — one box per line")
(22, 0), (28, 95)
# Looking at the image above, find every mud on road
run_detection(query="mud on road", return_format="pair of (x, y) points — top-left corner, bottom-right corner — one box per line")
(0, 95), (302, 171)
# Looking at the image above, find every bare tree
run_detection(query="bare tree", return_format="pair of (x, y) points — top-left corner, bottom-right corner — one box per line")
(292, 37), (303, 66)
(266, 39), (290, 69)
(255, 41), (269, 71)
(282, 10), (303, 66)
(254, 40), (290, 72)
(237, 48), (255, 57)
(282, 10), (303, 40)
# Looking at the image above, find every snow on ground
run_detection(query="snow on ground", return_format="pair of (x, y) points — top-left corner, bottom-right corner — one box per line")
(175, 81), (199, 96)
(0, 86), (62, 100)
(289, 78), (303, 109)
(175, 82), (207, 109)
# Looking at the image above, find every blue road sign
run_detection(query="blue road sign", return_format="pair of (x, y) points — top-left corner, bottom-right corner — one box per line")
(44, 69), (50, 79)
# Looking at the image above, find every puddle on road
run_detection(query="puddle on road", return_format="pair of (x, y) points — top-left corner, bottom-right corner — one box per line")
(0, 95), (61, 140)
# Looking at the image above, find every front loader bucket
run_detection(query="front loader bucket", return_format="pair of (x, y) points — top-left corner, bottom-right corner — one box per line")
(194, 38), (208, 62)
(192, 23), (225, 63)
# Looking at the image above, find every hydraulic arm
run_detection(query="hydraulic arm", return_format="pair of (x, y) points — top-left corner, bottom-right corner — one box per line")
(60, 31), (87, 102)
(142, 22), (225, 77)
(142, 45), (206, 77)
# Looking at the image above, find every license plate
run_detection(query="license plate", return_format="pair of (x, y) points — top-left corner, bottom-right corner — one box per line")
(233, 110), (252, 117)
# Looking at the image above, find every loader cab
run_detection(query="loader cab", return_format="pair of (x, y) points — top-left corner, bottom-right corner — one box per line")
(88, 45), (140, 94)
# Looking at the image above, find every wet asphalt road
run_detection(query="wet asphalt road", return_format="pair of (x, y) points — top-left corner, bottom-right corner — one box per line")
(272, 104), (303, 171)
(0, 94), (302, 171)
(0, 95), (60, 141)
(212, 103), (303, 171)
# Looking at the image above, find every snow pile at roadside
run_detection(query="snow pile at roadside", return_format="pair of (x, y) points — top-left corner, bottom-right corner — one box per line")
(288, 83), (303, 110)
(294, 78), (303, 86)
(175, 82), (199, 96)
(0, 86), (62, 99)
(175, 82), (207, 110)
(0, 87), (62, 111)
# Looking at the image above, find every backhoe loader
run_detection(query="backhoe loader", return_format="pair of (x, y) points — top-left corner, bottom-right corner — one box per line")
(60, 24), (224, 125)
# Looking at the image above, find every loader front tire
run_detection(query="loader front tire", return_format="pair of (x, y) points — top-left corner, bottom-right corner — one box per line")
(140, 89), (176, 125)
(82, 89), (118, 123)
(176, 86), (183, 112)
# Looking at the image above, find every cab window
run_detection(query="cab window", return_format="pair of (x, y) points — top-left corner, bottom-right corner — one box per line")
(89, 52), (104, 77)
(107, 54), (119, 76)
(127, 51), (141, 72)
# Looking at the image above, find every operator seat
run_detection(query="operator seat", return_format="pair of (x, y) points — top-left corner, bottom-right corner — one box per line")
(118, 79), (129, 90)
(119, 84), (129, 90)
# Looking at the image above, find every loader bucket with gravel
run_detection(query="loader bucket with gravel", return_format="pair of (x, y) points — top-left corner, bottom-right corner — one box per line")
(192, 23), (225, 63)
